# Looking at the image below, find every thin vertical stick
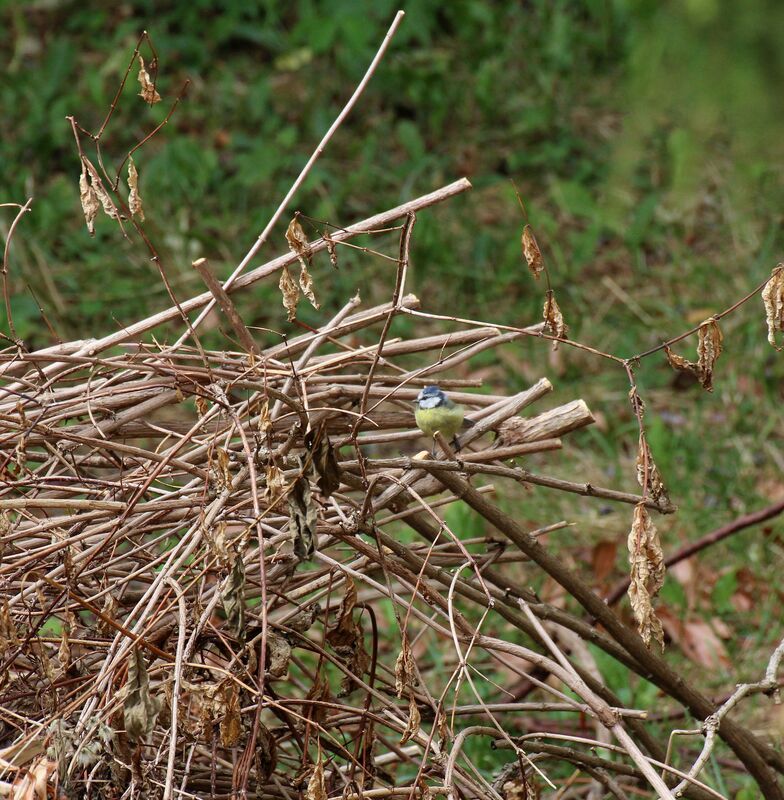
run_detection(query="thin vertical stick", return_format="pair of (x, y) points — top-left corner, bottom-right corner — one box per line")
(177, 10), (406, 345)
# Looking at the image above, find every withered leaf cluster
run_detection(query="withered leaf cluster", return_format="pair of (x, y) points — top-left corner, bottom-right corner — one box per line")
(281, 216), (320, 320)
(665, 317), (723, 391)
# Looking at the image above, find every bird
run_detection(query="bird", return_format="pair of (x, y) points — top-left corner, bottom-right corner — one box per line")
(413, 385), (473, 455)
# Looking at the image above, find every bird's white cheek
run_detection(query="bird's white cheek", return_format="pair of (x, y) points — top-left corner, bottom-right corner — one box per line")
(418, 397), (441, 409)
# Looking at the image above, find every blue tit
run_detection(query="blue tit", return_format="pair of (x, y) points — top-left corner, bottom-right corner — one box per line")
(414, 385), (473, 453)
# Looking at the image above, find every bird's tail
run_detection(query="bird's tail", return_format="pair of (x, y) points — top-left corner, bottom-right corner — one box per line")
(462, 417), (475, 429)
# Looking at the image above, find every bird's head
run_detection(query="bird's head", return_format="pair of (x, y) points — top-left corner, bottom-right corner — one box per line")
(415, 385), (449, 409)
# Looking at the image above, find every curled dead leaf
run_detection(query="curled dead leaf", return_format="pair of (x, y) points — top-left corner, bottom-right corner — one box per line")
(78, 166), (100, 236)
(219, 681), (242, 747)
(542, 289), (567, 344)
(399, 690), (421, 745)
(266, 632), (292, 679)
(123, 647), (163, 741)
(326, 577), (369, 695)
(628, 386), (645, 418)
(279, 265), (300, 321)
(137, 55), (161, 104)
(285, 215), (311, 269)
(323, 229), (338, 269)
(257, 724), (278, 782)
(221, 553), (245, 638)
(305, 425), (341, 498)
(127, 157), (144, 220)
(258, 399), (272, 436)
(266, 464), (286, 502)
(299, 262), (319, 310)
(627, 503), (665, 650)
(306, 756), (327, 800)
(521, 224), (544, 280)
(665, 318), (723, 391)
(394, 633), (416, 697)
(696, 318), (723, 391)
(762, 264), (784, 350)
(288, 469), (317, 560)
(90, 172), (121, 221)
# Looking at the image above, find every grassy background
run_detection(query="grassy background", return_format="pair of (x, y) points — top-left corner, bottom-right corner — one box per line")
(3, 0), (784, 788)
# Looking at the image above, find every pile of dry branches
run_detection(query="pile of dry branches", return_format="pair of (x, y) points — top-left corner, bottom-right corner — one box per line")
(3, 14), (784, 800)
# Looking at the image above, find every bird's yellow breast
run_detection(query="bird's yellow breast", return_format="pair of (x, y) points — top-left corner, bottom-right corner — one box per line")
(415, 404), (464, 439)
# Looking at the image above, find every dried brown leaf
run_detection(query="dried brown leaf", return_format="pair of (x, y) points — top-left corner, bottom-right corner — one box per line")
(0, 601), (18, 660)
(696, 318), (723, 391)
(285, 603), (321, 634)
(266, 464), (286, 501)
(326, 577), (369, 695)
(305, 425), (341, 498)
(628, 386), (645, 418)
(665, 318), (723, 391)
(399, 690), (421, 745)
(97, 592), (117, 637)
(216, 446), (231, 489)
(762, 264), (784, 350)
(57, 612), (76, 672)
(306, 756), (327, 800)
(326, 577), (358, 651)
(542, 289), (567, 345)
(219, 681), (242, 747)
(665, 345), (696, 377)
(323, 229), (338, 269)
(521, 224), (544, 280)
(627, 503), (665, 650)
(79, 166), (99, 236)
(258, 399), (272, 436)
(266, 632), (291, 679)
(195, 395), (209, 417)
(88, 168), (121, 221)
(279, 265), (300, 321)
(285, 215), (311, 268)
(299, 262), (319, 310)
(394, 633), (416, 697)
(137, 55), (161, 104)
(635, 433), (670, 507)
(288, 470), (317, 561)
(123, 647), (163, 741)
(127, 157), (144, 220)
(256, 723), (278, 782)
(221, 552), (246, 638)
